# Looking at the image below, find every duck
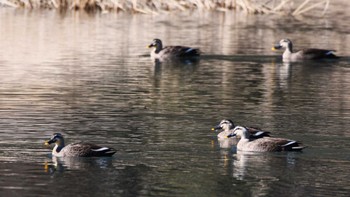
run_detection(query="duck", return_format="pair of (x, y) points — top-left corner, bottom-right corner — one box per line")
(272, 38), (338, 62)
(148, 38), (200, 61)
(230, 126), (305, 152)
(212, 119), (270, 140)
(44, 133), (116, 157)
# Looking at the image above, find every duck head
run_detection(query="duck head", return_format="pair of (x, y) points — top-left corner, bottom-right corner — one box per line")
(230, 126), (250, 139)
(45, 133), (65, 147)
(212, 119), (235, 131)
(148, 39), (163, 52)
(272, 38), (293, 51)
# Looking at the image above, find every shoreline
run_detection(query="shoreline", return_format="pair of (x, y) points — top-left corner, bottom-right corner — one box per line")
(0, 0), (332, 16)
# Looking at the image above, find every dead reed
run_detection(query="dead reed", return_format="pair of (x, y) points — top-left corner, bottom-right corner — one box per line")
(0, 0), (330, 15)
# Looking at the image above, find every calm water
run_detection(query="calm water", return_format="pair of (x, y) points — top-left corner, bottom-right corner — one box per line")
(1, 8), (350, 197)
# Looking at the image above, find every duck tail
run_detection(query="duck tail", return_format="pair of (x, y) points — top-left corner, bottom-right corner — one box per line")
(325, 50), (339, 59)
(291, 146), (306, 151)
(91, 147), (116, 157)
(185, 48), (200, 56)
(282, 141), (305, 151)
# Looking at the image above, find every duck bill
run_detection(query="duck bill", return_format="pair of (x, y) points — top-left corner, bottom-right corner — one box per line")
(147, 44), (155, 48)
(272, 45), (282, 51)
(211, 125), (222, 131)
(45, 139), (56, 145)
(226, 133), (236, 138)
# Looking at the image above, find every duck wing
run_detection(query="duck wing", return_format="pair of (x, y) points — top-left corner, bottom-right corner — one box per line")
(279, 139), (305, 151)
(64, 142), (116, 157)
(163, 46), (200, 57)
(246, 127), (271, 139)
(301, 48), (338, 59)
(249, 137), (304, 152)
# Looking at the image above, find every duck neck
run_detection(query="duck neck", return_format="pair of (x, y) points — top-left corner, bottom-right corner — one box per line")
(155, 43), (163, 54)
(286, 42), (293, 53)
(222, 124), (233, 132)
(240, 137), (250, 143)
(283, 44), (293, 60)
(241, 131), (251, 141)
(53, 140), (65, 153)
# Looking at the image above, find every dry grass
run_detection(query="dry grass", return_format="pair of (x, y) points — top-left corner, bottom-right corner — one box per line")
(0, 0), (330, 15)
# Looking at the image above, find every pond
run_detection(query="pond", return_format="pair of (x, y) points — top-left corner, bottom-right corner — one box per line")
(0, 8), (350, 197)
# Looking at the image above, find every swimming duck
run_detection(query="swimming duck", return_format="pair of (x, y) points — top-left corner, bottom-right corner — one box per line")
(148, 38), (200, 61)
(45, 133), (116, 157)
(212, 119), (270, 140)
(230, 126), (305, 152)
(272, 38), (338, 61)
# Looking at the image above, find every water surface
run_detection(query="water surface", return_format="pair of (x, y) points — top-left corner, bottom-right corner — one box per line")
(0, 8), (350, 197)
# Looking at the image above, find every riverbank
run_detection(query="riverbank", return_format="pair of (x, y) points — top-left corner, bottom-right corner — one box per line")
(0, 0), (331, 15)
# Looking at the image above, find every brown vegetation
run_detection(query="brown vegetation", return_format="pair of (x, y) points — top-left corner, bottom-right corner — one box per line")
(0, 0), (330, 15)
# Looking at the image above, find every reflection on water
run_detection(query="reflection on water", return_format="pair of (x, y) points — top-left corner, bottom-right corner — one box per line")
(1, 8), (350, 197)
(45, 156), (114, 175)
(230, 152), (303, 196)
(217, 138), (239, 149)
(275, 62), (291, 88)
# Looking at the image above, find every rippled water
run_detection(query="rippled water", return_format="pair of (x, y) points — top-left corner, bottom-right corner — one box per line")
(1, 8), (350, 197)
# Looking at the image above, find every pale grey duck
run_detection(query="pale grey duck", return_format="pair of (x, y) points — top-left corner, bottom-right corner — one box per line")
(148, 38), (200, 61)
(45, 133), (116, 157)
(212, 119), (270, 140)
(272, 38), (338, 61)
(230, 126), (305, 152)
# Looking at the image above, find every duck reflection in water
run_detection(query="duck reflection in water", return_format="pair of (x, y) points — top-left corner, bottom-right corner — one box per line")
(152, 57), (200, 90)
(275, 62), (291, 88)
(153, 56), (200, 67)
(232, 151), (300, 196)
(44, 156), (114, 175)
(152, 56), (200, 77)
